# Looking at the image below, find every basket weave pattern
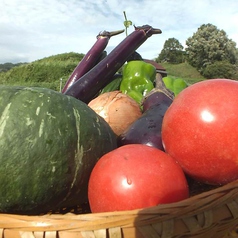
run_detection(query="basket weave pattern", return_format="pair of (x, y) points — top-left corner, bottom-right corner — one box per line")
(1, 180), (238, 238)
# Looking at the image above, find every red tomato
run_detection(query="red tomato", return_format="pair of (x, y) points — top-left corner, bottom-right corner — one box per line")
(88, 144), (189, 213)
(162, 79), (238, 185)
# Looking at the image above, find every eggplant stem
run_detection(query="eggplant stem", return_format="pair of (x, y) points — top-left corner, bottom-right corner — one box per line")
(144, 73), (174, 102)
(97, 29), (125, 38)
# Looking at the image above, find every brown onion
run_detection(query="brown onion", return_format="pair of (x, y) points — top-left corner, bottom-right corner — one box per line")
(88, 91), (142, 136)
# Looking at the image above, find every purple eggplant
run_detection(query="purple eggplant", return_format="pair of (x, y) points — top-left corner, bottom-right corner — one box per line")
(62, 30), (124, 93)
(117, 73), (174, 150)
(64, 25), (162, 104)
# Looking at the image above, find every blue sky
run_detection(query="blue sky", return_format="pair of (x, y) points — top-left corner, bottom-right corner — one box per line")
(1, 0), (238, 63)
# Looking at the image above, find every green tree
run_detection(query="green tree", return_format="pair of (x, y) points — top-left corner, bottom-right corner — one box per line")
(185, 23), (238, 73)
(157, 38), (184, 64)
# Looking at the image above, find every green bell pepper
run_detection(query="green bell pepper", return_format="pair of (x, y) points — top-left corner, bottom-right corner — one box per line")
(100, 74), (122, 94)
(120, 60), (156, 104)
(162, 76), (188, 96)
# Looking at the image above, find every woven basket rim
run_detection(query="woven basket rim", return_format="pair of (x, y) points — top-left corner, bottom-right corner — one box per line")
(0, 178), (238, 233)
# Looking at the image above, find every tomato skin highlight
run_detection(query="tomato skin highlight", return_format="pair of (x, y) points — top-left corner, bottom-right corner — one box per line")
(162, 79), (238, 185)
(88, 144), (189, 213)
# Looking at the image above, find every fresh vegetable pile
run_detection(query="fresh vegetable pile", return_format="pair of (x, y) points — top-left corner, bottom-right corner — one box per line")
(1, 18), (238, 216)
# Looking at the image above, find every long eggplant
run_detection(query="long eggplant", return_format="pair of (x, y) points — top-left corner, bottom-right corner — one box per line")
(61, 30), (124, 93)
(117, 73), (174, 150)
(64, 25), (162, 104)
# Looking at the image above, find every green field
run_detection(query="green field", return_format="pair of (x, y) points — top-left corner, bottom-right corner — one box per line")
(161, 62), (205, 85)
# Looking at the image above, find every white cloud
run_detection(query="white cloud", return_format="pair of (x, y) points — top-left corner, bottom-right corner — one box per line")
(0, 0), (238, 63)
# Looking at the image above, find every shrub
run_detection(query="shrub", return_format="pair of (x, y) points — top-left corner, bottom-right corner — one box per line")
(201, 61), (237, 79)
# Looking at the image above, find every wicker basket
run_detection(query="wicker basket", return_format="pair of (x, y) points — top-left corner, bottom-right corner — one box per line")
(1, 179), (238, 238)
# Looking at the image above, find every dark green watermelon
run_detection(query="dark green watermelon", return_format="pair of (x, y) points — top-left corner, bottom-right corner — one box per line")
(0, 86), (117, 214)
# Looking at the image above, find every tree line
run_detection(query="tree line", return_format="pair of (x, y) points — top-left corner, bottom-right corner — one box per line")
(156, 23), (238, 79)
(0, 62), (27, 72)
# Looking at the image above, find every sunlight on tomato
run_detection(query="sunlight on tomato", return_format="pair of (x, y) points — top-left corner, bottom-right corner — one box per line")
(162, 79), (238, 185)
(88, 144), (189, 213)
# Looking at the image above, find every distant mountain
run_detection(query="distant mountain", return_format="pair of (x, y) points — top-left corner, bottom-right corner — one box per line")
(0, 62), (27, 72)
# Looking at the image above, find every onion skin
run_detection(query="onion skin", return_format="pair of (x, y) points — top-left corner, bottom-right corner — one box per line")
(88, 91), (142, 136)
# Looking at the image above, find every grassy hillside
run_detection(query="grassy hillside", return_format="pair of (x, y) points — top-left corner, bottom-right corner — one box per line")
(161, 62), (205, 84)
(0, 52), (84, 91)
(0, 53), (205, 92)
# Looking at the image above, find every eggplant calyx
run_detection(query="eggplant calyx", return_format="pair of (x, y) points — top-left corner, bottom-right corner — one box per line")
(134, 25), (162, 37)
